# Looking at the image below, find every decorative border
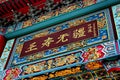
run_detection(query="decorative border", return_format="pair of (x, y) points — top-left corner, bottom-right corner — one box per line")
(0, 39), (15, 71)
(3, 41), (117, 79)
(112, 4), (120, 39)
(5, 0), (120, 39)
(1, 0), (104, 35)
(2, 8), (118, 80)
(6, 9), (115, 69)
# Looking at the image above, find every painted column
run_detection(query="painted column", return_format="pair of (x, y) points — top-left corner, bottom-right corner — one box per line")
(0, 35), (6, 57)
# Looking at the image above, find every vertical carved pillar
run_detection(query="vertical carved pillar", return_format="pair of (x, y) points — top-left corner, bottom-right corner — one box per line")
(0, 35), (6, 57)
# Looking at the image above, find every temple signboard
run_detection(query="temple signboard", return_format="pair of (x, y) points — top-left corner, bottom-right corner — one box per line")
(20, 20), (98, 57)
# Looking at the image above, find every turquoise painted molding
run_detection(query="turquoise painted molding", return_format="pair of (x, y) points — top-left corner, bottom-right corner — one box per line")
(4, 0), (120, 40)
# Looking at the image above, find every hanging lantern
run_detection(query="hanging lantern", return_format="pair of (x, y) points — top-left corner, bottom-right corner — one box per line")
(0, 35), (6, 57)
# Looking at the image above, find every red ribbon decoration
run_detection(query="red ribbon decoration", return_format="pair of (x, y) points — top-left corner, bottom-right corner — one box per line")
(0, 35), (6, 57)
(108, 67), (120, 73)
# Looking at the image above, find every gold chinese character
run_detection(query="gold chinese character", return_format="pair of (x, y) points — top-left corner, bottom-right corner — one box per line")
(42, 37), (54, 47)
(88, 24), (92, 33)
(56, 33), (69, 44)
(25, 42), (38, 53)
(73, 27), (86, 38)
(93, 23), (97, 37)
